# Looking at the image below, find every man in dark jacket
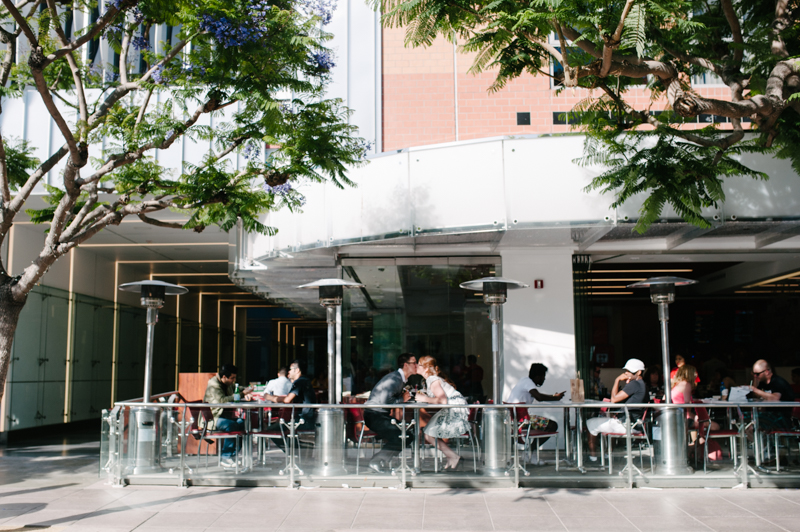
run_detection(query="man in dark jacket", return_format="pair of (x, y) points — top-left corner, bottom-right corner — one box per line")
(364, 353), (417, 473)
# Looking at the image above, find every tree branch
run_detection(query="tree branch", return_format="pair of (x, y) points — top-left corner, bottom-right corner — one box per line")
(560, 25), (649, 66)
(552, 22), (572, 87)
(135, 88), (154, 127)
(0, 0), (37, 45)
(600, 0), (637, 77)
(771, 0), (790, 58)
(0, 134), (9, 204)
(45, 0), (89, 127)
(140, 36), (195, 84)
(28, 50), (84, 174)
(137, 213), (184, 229)
(119, 23), (132, 85)
(42, 1), (124, 68)
(78, 98), (215, 187)
(720, 0), (744, 66)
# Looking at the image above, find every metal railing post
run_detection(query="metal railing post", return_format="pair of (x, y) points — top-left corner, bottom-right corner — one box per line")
(513, 408), (520, 488)
(625, 406), (633, 489)
(179, 404), (187, 487)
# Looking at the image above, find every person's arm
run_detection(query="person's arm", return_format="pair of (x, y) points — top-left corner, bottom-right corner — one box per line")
(748, 385), (781, 402)
(530, 389), (565, 402)
(264, 391), (297, 403)
(610, 374), (631, 403)
(416, 379), (447, 404)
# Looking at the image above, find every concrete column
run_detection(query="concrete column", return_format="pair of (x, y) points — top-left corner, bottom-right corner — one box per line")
(499, 248), (576, 449)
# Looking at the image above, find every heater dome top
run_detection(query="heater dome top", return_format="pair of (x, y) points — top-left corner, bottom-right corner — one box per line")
(627, 276), (698, 289)
(297, 278), (364, 289)
(119, 280), (189, 295)
(459, 277), (529, 291)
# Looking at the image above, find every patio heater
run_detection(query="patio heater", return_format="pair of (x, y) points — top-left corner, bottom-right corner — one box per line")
(118, 280), (188, 474)
(460, 277), (529, 475)
(628, 276), (696, 475)
(298, 278), (364, 476)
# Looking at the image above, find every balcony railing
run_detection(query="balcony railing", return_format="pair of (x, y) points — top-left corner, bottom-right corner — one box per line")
(101, 400), (800, 489)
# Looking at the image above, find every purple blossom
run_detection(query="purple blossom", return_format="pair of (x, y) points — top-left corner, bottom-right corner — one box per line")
(105, 70), (119, 82)
(264, 182), (292, 195)
(151, 65), (165, 84)
(109, 0), (124, 9)
(131, 35), (150, 51)
(242, 142), (261, 160)
(298, 0), (337, 25)
(131, 7), (145, 24)
(312, 51), (335, 72)
(199, 0), (272, 48)
(183, 62), (207, 76)
(356, 140), (373, 160)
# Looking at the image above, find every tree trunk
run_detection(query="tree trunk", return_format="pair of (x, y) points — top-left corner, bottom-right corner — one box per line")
(0, 277), (26, 405)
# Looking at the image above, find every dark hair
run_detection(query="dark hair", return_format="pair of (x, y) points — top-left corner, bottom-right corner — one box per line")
(643, 366), (663, 387)
(278, 367), (288, 376)
(468, 355), (477, 364)
(219, 364), (237, 378)
(289, 359), (306, 375)
(397, 353), (416, 368)
(528, 363), (548, 380)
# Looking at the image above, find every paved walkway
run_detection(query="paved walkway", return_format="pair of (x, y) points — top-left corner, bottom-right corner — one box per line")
(2, 429), (800, 532)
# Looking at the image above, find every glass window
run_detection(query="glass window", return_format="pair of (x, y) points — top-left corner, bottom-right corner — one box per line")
(340, 260), (498, 402)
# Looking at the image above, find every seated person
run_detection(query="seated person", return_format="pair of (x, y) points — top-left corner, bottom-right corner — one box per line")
(670, 365), (697, 404)
(748, 359), (796, 431)
(643, 365), (664, 402)
(506, 363), (564, 456)
(586, 358), (646, 462)
(265, 367), (292, 397)
(590, 364), (609, 400)
(203, 364), (253, 468)
(262, 359), (316, 451)
(363, 353), (417, 473)
(792, 367), (800, 395)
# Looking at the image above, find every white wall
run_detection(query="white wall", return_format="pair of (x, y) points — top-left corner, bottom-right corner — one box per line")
(500, 248), (576, 448)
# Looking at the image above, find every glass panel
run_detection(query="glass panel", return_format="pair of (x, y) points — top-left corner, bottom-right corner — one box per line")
(342, 261), (496, 400)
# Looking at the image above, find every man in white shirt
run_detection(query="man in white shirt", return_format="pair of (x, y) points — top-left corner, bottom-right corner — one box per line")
(506, 363), (564, 462)
(265, 367), (292, 397)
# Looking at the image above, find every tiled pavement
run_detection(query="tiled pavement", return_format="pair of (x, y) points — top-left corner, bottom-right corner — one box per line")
(3, 481), (800, 531)
(2, 431), (800, 531)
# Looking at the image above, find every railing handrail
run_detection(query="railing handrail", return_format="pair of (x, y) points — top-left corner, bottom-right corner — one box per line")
(113, 400), (800, 409)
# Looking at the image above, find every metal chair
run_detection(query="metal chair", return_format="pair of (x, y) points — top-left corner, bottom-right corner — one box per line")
(345, 406), (379, 473)
(762, 401), (800, 472)
(599, 409), (653, 476)
(694, 405), (740, 474)
(505, 403), (559, 472)
(187, 405), (245, 473)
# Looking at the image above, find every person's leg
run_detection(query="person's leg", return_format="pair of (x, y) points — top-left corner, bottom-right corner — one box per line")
(586, 417), (624, 459)
(364, 410), (404, 471)
(214, 418), (242, 459)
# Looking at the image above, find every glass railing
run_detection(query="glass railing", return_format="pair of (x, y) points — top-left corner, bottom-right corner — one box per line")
(101, 401), (800, 489)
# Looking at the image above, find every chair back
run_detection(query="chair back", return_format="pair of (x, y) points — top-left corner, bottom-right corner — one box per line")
(694, 405), (710, 424)
(503, 402), (529, 423)
(343, 407), (365, 442)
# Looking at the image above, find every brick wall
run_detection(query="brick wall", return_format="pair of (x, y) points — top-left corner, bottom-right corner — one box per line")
(382, 27), (739, 151)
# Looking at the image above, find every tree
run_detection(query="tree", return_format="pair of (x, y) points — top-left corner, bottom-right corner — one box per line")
(378, 0), (800, 231)
(0, 0), (367, 402)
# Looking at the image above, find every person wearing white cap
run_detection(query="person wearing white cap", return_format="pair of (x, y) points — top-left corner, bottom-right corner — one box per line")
(585, 358), (647, 462)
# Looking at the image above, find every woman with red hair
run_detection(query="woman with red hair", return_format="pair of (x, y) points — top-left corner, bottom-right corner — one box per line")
(414, 356), (470, 470)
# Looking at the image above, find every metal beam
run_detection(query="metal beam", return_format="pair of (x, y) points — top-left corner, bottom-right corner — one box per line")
(665, 226), (714, 250)
(694, 258), (800, 295)
(754, 222), (800, 249)
(577, 225), (615, 252)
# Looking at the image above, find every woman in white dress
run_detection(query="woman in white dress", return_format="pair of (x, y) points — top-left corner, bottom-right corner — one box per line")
(414, 356), (471, 470)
